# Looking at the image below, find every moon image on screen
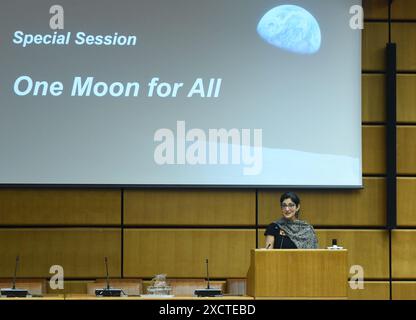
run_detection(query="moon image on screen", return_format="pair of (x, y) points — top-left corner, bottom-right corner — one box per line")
(257, 5), (321, 55)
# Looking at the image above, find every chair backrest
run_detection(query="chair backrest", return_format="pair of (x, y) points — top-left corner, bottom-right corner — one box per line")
(167, 279), (206, 296)
(0, 278), (47, 295)
(165, 279), (226, 296)
(87, 279), (143, 296)
(226, 278), (247, 296)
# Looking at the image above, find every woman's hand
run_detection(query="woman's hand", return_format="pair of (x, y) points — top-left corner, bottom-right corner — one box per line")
(265, 235), (275, 249)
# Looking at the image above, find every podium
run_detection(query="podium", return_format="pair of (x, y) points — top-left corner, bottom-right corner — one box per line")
(246, 249), (348, 299)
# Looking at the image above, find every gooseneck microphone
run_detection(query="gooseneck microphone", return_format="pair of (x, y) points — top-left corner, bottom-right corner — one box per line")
(205, 259), (210, 289)
(94, 257), (123, 297)
(12, 255), (20, 290)
(194, 258), (222, 297)
(104, 257), (110, 290)
(0, 255), (29, 297)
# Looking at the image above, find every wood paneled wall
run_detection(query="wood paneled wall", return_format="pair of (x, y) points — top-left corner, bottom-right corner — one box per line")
(348, 281), (390, 300)
(362, 22), (388, 71)
(0, 0), (415, 300)
(0, 189), (121, 225)
(124, 189), (255, 226)
(363, 74), (385, 122)
(0, 228), (121, 278)
(124, 229), (255, 278)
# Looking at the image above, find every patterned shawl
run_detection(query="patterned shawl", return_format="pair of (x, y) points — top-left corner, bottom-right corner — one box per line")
(275, 218), (318, 249)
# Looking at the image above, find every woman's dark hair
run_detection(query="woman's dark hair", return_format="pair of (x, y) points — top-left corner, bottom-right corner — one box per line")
(280, 192), (300, 206)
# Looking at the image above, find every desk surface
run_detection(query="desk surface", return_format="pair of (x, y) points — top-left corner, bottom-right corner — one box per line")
(0, 295), (64, 300)
(0, 294), (350, 300)
(64, 294), (254, 300)
(0, 294), (253, 300)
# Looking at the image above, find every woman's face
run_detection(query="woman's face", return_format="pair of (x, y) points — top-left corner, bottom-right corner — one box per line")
(280, 198), (299, 221)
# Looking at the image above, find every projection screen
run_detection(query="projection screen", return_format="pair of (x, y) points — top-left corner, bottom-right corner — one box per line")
(0, 0), (362, 187)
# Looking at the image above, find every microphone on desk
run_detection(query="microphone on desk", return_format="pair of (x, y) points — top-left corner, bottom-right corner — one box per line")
(194, 258), (222, 297)
(205, 259), (211, 289)
(12, 255), (20, 290)
(1, 255), (29, 297)
(105, 257), (110, 290)
(327, 238), (343, 250)
(95, 257), (123, 297)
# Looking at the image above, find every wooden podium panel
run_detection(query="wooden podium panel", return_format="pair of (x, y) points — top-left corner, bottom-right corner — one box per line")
(247, 249), (348, 299)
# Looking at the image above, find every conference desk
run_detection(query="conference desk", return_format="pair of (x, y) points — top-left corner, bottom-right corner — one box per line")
(65, 294), (254, 300)
(0, 295), (65, 300)
(0, 294), (253, 300)
(0, 294), (353, 300)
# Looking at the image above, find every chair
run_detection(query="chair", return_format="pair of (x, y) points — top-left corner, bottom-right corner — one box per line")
(166, 279), (205, 296)
(226, 278), (247, 296)
(166, 279), (226, 296)
(87, 279), (143, 296)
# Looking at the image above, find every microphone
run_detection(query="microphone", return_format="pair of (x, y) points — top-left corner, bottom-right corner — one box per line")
(12, 255), (20, 290)
(327, 238), (343, 250)
(94, 257), (123, 297)
(105, 257), (110, 290)
(205, 259), (210, 289)
(0, 255), (29, 297)
(194, 258), (222, 297)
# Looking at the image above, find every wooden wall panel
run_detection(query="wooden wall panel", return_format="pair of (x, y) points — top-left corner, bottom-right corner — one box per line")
(258, 229), (389, 279)
(257, 229), (267, 249)
(124, 229), (255, 278)
(392, 230), (416, 279)
(392, 0), (416, 19)
(362, 74), (385, 123)
(363, 125), (386, 174)
(392, 282), (416, 300)
(124, 189), (255, 226)
(397, 75), (416, 123)
(397, 178), (416, 226)
(362, 23), (388, 71)
(0, 228), (121, 278)
(397, 126), (416, 174)
(258, 178), (386, 227)
(315, 230), (389, 279)
(392, 23), (416, 71)
(363, 0), (388, 19)
(348, 281), (389, 300)
(0, 189), (121, 225)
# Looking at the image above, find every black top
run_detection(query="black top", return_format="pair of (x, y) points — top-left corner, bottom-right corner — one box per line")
(264, 223), (297, 249)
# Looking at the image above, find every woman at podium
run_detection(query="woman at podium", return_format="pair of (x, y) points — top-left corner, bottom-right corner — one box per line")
(264, 192), (318, 249)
